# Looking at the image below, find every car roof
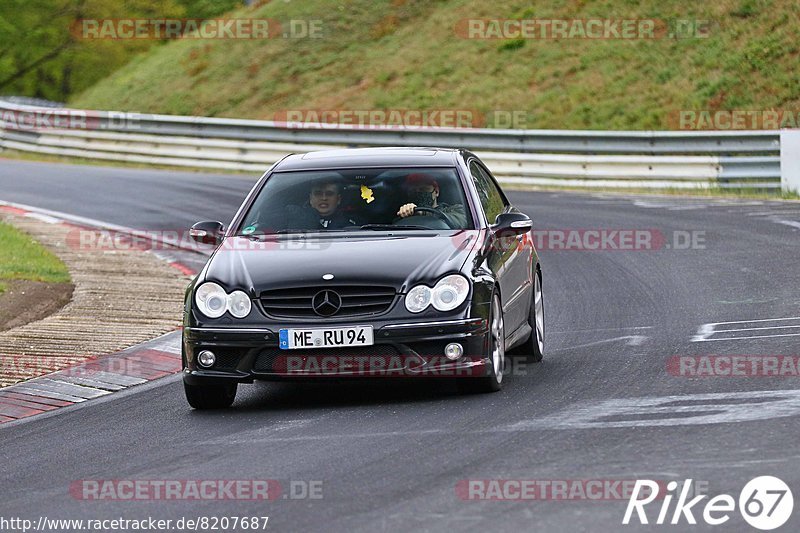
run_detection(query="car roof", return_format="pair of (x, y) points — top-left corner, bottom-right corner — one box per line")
(274, 147), (463, 171)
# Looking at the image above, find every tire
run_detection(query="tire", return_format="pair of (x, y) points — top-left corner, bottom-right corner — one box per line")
(184, 381), (237, 409)
(459, 294), (505, 393)
(509, 268), (544, 362)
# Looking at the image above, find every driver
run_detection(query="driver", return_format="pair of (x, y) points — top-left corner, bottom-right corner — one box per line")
(396, 173), (467, 227)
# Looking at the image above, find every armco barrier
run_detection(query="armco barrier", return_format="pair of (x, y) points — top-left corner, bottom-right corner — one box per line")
(0, 100), (791, 191)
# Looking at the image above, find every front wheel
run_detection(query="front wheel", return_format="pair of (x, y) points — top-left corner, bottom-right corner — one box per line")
(510, 269), (544, 362)
(459, 294), (505, 393)
(184, 381), (237, 409)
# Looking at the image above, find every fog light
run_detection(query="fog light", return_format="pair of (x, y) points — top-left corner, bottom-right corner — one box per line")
(197, 350), (216, 368)
(444, 343), (463, 361)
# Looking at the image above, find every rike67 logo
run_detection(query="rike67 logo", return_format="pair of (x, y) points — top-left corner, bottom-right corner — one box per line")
(623, 477), (793, 530)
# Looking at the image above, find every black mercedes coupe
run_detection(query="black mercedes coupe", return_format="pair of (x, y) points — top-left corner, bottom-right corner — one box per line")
(182, 147), (544, 408)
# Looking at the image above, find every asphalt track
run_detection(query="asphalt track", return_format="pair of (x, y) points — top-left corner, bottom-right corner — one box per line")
(2, 158), (800, 532)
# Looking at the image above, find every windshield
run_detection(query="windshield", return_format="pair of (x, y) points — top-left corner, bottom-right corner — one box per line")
(237, 167), (473, 234)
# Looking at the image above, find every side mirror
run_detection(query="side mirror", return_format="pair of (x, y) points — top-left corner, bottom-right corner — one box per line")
(492, 212), (532, 237)
(189, 221), (224, 246)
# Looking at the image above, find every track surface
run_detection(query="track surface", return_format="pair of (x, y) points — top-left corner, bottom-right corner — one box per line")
(2, 159), (800, 532)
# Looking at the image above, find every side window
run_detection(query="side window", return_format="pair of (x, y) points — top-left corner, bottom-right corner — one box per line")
(469, 161), (506, 224)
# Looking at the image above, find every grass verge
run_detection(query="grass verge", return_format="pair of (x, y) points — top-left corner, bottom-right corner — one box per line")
(0, 221), (71, 286)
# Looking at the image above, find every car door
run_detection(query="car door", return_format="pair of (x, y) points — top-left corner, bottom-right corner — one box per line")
(468, 160), (531, 334)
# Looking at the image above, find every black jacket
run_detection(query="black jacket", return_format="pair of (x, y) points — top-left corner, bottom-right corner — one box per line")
(282, 204), (360, 230)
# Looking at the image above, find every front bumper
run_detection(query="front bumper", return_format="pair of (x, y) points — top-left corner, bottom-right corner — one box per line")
(182, 317), (490, 384)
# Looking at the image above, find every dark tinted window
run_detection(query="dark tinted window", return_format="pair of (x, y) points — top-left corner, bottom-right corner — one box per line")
(238, 167), (473, 233)
(469, 161), (506, 223)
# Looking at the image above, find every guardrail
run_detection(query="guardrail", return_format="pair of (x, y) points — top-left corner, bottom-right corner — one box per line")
(0, 100), (790, 191)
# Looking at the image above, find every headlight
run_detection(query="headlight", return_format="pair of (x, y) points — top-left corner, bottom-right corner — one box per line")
(195, 282), (228, 318)
(405, 275), (470, 313)
(195, 283), (252, 319)
(405, 285), (432, 313)
(431, 275), (470, 311)
(228, 290), (252, 318)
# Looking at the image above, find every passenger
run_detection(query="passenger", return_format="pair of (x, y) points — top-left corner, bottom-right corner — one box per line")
(283, 178), (360, 230)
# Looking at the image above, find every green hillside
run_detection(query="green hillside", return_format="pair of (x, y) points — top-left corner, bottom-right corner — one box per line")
(71, 0), (800, 130)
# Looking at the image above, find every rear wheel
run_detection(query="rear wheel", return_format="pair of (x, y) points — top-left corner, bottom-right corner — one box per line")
(184, 381), (237, 409)
(459, 294), (504, 393)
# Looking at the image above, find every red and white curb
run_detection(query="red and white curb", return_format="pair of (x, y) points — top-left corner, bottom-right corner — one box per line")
(0, 331), (182, 423)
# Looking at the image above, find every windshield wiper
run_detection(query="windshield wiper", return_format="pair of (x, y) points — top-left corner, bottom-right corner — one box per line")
(358, 224), (432, 231)
(237, 229), (346, 237)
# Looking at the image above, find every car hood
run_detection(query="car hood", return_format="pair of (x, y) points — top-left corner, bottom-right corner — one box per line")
(203, 231), (481, 294)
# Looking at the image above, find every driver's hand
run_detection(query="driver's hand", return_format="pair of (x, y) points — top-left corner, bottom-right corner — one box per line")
(397, 203), (417, 218)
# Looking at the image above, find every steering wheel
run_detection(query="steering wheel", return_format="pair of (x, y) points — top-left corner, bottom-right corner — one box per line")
(406, 206), (456, 229)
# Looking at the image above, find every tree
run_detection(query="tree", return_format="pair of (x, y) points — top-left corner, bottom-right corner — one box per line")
(0, 0), (243, 102)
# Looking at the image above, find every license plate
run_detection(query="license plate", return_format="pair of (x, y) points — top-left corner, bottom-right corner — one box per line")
(279, 326), (374, 350)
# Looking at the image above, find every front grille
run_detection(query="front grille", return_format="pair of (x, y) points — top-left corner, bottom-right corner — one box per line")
(259, 285), (396, 318)
(255, 344), (402, 372)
